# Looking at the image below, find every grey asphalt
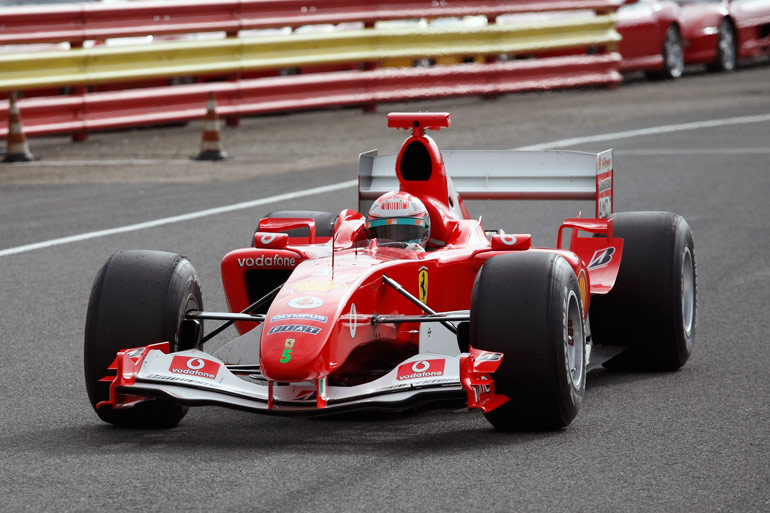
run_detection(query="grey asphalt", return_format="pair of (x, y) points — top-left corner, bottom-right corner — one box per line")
(1, 65), (769, 513)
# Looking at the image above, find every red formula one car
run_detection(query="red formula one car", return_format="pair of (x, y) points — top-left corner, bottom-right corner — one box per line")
(84, 112), (696, 431)
(618, 0), (770, 79)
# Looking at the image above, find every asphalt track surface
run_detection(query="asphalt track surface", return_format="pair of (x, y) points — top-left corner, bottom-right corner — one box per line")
(1, 65), (769, 513)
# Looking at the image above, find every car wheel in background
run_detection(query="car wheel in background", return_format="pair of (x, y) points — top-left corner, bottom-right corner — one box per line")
(84, 250), (203, 428)
(708, 18), (737, 72)
(647, 25), (684, 80)
(470, 252), (586, 431)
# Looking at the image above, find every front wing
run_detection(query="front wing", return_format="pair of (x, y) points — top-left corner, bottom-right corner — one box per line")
(97, 343), (508, 416)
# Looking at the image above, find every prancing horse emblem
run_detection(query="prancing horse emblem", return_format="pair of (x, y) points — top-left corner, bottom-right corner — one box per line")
(418, 266), (429, 304)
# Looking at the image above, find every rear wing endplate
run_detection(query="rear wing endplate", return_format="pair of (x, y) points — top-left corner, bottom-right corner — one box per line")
(359, 149), (614, 219)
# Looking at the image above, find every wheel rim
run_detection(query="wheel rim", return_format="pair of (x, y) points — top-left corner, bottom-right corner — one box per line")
(681, 247), (695, 346)
(665, 28), (684, 78)
(565, 290), (585, 391)
(718, 23), (736, 70)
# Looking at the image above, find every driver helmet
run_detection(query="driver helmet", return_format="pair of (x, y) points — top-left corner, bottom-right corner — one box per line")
(365, 191), (430, 248)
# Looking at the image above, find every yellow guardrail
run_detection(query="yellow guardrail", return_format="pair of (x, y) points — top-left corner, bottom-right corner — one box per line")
(0, 16), (619, 92)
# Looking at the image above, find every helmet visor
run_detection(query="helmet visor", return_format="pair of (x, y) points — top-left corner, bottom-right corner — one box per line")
(365, 218), (428, 245)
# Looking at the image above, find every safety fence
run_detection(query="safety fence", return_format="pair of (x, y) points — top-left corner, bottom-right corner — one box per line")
(0, 0), (622, 141)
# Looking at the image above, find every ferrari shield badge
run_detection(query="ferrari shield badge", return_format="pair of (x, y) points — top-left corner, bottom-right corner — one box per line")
(418, 266), (428, 304)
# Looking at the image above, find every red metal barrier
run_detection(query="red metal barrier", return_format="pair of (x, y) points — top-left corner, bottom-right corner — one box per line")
(0, 55), (620, 138)
(0, 0), (621, 45)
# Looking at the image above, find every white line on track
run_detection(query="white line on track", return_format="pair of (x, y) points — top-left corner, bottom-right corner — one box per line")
(515, 113), (770, 150)
(2, 112), (769, 258)
(616, 148), (770, 155)
(0, 180), (356, 257)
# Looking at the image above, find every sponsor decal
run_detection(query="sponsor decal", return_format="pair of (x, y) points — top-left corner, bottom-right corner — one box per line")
(588, 247), (616, 270)
(500, 234), (517, 246)
(237, 255), (296, 268)
(597, 170), (613, 218)
(349, 303), (357, 339)
(475, 351), (503, 363)
(169, 356), (220, 380)
(287, 296), (324, 309)
(280, 338), (295, 363)
(598, 196), (612, 219)
(271, 313), (328, 323)
(260, 233), (277, 245)
(268, 324), (322, 335)
(380, 199), (409, 211)
(288, 278), (345, 294)
(125, 347), (146, 358)
(598, 176), (612, 194)
(578, 270), (588, 309)
(472, 376), (492, 404)
(397, 359), (446, 381)
(418, 266), (429, 304)
(293, 388), (316, 400)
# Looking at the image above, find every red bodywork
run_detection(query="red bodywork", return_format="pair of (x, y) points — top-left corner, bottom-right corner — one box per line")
(220, 112), (622, 387)
(617, 0), (770, 73)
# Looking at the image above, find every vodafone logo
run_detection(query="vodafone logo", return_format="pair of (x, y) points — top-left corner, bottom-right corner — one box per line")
(396, 359), (446, 381)
(237, 255), (296, 268)
(186, 358), (205, 370)
(169, 356), (220, 380)
(260, 234), (277, 245)
(500, 235), (517, 246)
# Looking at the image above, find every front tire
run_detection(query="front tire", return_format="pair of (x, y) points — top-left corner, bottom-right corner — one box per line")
(84, 250), (203, 428)
(471, 253), (586, 431)
(590, 212), (696, 370)
(647, 25), (684, 80)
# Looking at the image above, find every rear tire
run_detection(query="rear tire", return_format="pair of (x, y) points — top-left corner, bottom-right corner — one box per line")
(253, 210), (338, 245)
(708, 18), (737, 72)
(84, 250), (203, 428)
(471, 253), (586, 431)
(590, 212), (696, 370)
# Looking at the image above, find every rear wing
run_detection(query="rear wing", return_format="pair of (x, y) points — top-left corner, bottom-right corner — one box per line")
(359, 148), (614, 219)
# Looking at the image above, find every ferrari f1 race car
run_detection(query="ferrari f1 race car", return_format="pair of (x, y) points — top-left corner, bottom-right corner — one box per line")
(85, 112), (696, 431)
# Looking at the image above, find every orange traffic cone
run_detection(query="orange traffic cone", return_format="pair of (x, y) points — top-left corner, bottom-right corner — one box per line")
(3, 93), (35, 163)
(195, 92), (228, 161)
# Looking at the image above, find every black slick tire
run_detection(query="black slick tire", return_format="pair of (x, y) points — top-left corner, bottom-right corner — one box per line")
(590, 212), (696, 371)
(470, 252), (586, 431)
(84, 250), (203, 428)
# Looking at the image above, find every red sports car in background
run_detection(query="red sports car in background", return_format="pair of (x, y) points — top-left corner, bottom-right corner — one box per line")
(617, 0), (770, 78)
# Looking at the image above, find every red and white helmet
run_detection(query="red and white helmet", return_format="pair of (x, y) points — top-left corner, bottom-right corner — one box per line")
(365, 191), (431, 248)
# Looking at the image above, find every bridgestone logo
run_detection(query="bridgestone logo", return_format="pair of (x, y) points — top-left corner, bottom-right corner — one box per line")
(598, 177), (612, 194)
